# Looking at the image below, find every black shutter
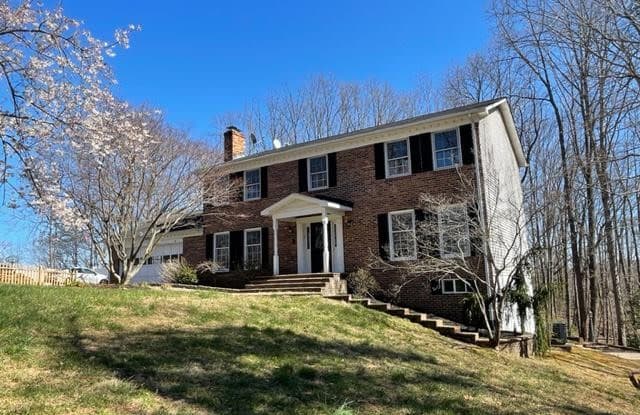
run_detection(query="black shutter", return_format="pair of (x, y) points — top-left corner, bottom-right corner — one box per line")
(205, 234), (213, 260)
(423, 133), (434, 172)
(460, 124), (474, 165)
(229, 172), (244, 202)
(261, 227), (269, 271)
(328, 153), (337, 187)
(377, 213), (389, 259)
(374, 143), (386, 179)
(230, 230), (244, 271)
(468, 202), (481, 257)
(410, 135), (423, 173)
(298, 159), (308, 192)
(414, 209), (426, 259)
(260, 166), (268, 199)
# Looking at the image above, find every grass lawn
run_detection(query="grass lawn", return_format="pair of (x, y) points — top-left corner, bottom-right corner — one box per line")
(0, 285), (638, 414)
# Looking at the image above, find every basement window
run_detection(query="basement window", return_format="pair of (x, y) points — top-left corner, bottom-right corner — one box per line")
(441, 279), (472, 294)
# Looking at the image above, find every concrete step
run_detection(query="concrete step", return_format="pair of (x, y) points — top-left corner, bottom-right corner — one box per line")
(366, 302), (391, 311)
(253, 273), (340, 280)
(347, 297), (370, 305)
(237, 291), (323, 296)
(386, 306), (410, 317)
(248, 276), (333, 284)
(406, 312), (428, 323)
(244, 281), (327, 289)
(451, 331), (480, 343)
(435, 325), (461, 336)
(240, 286), (323, 294)
(420, 319), (444, 330)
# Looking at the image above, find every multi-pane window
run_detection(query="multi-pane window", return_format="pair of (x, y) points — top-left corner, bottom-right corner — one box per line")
(214, 232), (230, 271)
(438, 204), (471, 258)
(308, 155), (328, 190)
(244, 169), (261, 200)
(385, 139), (410, 177)
(388, 210), (417, 260)
(433, 129), (460, 169)
(442, 278), (472, 294)
(244, 228), (262, 270)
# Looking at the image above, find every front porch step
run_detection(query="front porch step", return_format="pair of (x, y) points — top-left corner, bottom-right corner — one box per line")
(240, 286), (324, 294)
(253, 273), (340, 280)
(247, 277), (332, 285)
(245, 281), (328, 289)
(236, 291), (323, 296)
(239, 272), (347, 297)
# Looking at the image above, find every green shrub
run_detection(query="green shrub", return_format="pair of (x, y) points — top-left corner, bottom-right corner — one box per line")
(346, 268), (379, 297)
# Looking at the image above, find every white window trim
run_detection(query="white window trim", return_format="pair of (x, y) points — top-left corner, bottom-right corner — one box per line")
(307, 154), (329, 191)
(441, 278), (472, 294)
(438, 203), (471, 258)
(213, 231), (230, 272)
(388, 209), (417, 261)
(244, 227), (262, 270)
(384, 138), (412, 178)
(431, 127), (462, 171)
(243, 169), (261, 201)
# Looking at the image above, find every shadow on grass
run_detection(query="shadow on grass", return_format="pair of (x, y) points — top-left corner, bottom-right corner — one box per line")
(58, 321), (505, 415)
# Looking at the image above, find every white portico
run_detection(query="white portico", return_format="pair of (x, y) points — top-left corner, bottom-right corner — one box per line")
(260, 193), (351, 275)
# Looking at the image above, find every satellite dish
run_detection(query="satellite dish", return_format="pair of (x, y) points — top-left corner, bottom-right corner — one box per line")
(272, 138), (282, 149)
(249, 133), (257, 145)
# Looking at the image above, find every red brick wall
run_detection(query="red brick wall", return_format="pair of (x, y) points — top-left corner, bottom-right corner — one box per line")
(183, 143), (479, 323)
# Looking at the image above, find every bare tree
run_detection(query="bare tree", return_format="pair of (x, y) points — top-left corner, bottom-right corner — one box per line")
(214, 74), (439, 152)
(57, 107), (231, 284)
(371, 171), (534, 348)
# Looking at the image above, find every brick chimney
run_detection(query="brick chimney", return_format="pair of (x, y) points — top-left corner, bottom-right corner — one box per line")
(223, 126), (245, 162)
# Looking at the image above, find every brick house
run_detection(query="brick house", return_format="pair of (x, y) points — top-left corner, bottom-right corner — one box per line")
(183, 98), (528, 327)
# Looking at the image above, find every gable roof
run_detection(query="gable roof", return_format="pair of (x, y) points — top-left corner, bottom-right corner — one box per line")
(225, 98), (526, 172)
(261, 193), (352, 220)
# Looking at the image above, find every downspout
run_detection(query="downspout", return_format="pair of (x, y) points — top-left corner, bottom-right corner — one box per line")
(469, 113), (494, 325)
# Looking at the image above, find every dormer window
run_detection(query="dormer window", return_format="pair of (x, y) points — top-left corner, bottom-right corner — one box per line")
(308, 155), (328, 191)
(385, 139), (411, 178)
(433, 129), (461, 170)
(244, 169), (261, 200)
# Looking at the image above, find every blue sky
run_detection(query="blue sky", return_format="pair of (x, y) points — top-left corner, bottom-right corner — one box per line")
(1, 0), (492, 261)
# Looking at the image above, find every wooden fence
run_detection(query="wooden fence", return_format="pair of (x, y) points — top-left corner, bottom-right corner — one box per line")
(0, 263), (74, 286)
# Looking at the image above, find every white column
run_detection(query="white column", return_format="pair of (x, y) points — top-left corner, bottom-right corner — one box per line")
(272, 217), (279, 275)
(321, 209), (330, 273)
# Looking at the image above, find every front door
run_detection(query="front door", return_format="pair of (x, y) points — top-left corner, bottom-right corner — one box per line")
(310, 222), (331, 273)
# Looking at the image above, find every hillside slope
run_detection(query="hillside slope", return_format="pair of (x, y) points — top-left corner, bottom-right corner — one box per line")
(0, 285), (638, 414)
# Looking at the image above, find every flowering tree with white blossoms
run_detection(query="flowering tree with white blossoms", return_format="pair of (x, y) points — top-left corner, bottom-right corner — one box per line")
(56, 107), (232, 284)
(0, 1), (138, 223)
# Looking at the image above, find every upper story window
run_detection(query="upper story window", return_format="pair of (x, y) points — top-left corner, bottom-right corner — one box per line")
(385, 139), (411, 178)
(308, 155), (328, 190)
(244, 169), (261, 200)
(433, 129), (461, 170)
(213, 232), (230, 271)
(438, 204), (470, 258)
(388, 210), (417, 260)
(244, 228), (262, 270)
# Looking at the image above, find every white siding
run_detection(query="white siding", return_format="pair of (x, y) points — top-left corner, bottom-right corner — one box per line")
(479, 110), (534, 333)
